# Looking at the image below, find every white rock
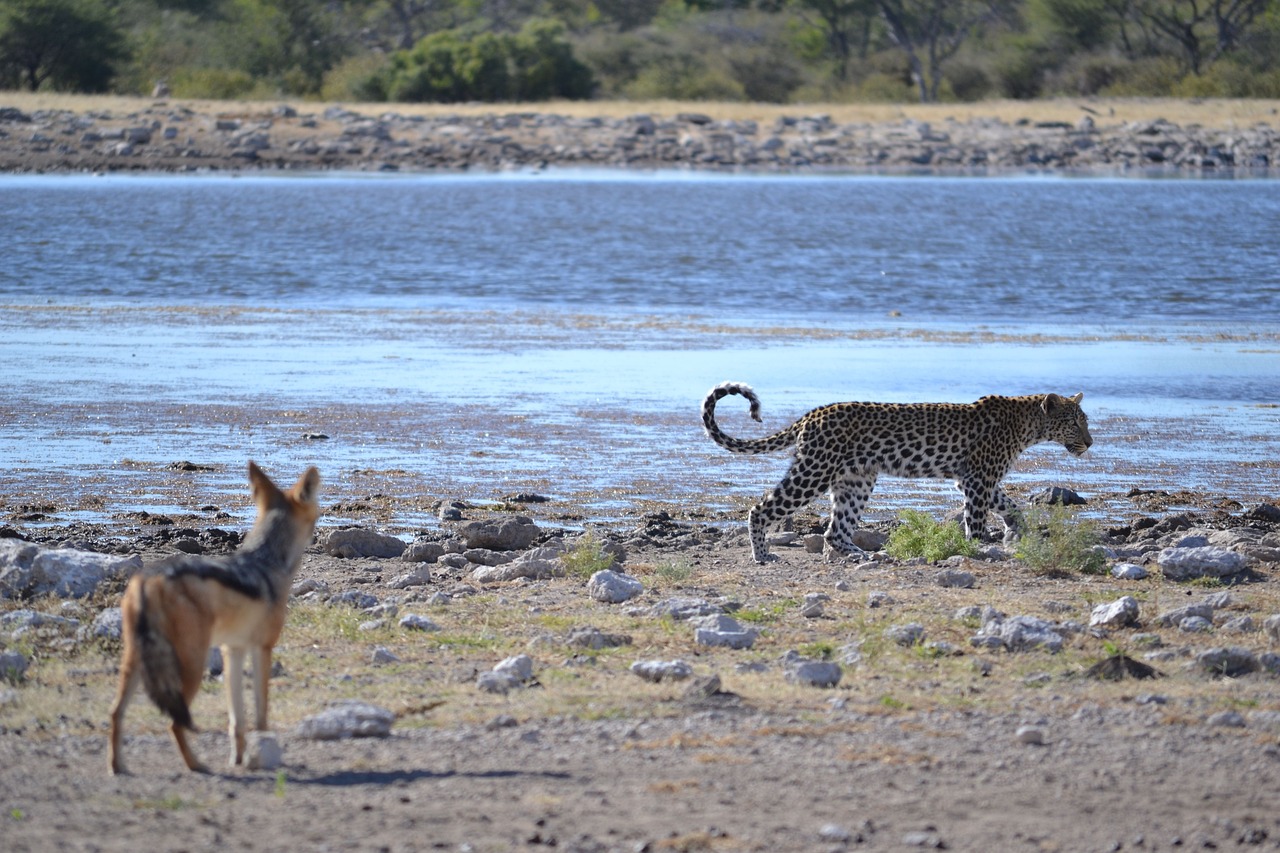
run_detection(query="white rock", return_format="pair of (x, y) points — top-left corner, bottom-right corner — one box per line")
(1089, 596), (1140, 629)
(295, 701), (395, 740)
(784, 660), (842, 688)
(1111, 562), (1148, 580)
(1015, 725), (1045, 745)
(693, 614), (758, 649)
(630, 659), (694, 683)
(493, 654), (534, 683)
(245, 732), (284, 770)
(586, 569), (644, 603)
(1157, 546), (1245, 581)
(399, 614), (440, 632)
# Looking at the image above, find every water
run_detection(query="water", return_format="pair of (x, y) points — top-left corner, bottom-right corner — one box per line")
(2, 172), (1278, 530)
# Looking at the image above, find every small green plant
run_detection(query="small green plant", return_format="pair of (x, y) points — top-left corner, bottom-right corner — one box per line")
(1015, 505), (1107, 575)
(10, 808), (24, 820)
(879, 694), (907, 710)
(275, 770), (287, 799)
(654, 559), (694, 584)
(885, 510), (979, 562)
(561, 532), (615, 580)
(798, 641), (835, 660)
(736, 600), (796, 624)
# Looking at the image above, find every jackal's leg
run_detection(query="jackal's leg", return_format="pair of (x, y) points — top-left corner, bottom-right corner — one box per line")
(108, 653), (142, 775)
(251, 645), (271, 731)
(222, 645), (248, 766)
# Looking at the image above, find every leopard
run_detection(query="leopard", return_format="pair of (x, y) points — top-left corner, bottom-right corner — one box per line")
(702, 382), (1093, 563)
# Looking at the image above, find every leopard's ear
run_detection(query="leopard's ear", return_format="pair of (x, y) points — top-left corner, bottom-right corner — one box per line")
(1041, 393), (1066, 413)
(1069, 392), (1084, 404)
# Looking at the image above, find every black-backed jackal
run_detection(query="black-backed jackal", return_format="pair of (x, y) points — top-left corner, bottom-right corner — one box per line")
(108, 462), (320, 774)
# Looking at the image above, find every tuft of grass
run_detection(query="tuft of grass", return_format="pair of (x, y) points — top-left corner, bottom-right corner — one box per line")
(275, 770), (287, 799)
(1015, 505), (1107, 575)
(885, 510), (979, 562)
(736, 600), (796, 624)
(797, 641), (835, 660)
(561, 532), (616, 580)
(654, 558), (695, 584)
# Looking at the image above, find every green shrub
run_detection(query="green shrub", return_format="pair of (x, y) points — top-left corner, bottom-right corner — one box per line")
(561, 532), (615, 581)
(170, 67), (258, 99)
(885, 510), (979, 563)
(1015, 505), (1107, 575)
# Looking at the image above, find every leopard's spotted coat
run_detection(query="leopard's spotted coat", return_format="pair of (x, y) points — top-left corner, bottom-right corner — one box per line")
(702, 382), (1093, 563)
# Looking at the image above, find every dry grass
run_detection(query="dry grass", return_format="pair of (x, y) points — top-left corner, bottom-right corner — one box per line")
(3, 91), (1278, 129)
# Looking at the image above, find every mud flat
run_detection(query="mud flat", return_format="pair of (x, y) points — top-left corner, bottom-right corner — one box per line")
(2, 95), (1278, 174)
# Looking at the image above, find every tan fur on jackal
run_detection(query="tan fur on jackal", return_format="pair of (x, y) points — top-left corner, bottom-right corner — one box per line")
(108, 462), (320, 775)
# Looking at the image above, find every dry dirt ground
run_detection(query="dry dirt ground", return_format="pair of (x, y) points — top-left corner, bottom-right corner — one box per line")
(3, 491), (1280, 853)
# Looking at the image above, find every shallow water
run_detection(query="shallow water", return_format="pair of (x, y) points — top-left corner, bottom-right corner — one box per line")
(2, 173), (1278, 530)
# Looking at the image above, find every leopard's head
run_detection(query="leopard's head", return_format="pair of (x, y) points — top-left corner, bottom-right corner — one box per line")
(1042, 393), (1092, 456)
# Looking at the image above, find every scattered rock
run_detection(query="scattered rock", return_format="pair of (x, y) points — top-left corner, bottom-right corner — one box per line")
(586, 569), (643, 603)
(885, 622), (925, 646)
(1111, 562), (1149, 580)
(245, 732), (283, 770)
(0, 650), (28, 682)
(1196, 646), (1260, 677)
(403, 540), (446, 563)
(1090, 596), (1140, 629)
(1015, 725), (1045, 745)
(323, 528), (406, 559)
(1157, 545), (1246, 581)
(295, 701), (395, 740)
(630, 659), (694, 683)
(399, 614), (440, 632)
(693, 614), (758, 650)
(782, 653), (842, 688)
(457, 516), (541, 551)
(0, 540), (141, 599)
(567, 626), (631, 650)
(935, 569), (976, 589)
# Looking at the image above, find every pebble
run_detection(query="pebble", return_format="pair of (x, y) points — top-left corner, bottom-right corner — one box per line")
(1015, 725), (1046, 745)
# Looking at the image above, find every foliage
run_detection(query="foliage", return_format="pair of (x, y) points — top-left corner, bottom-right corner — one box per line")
(561, 531), (615, 581)
(378, 18), (592, 102)
(885, 509), (979, 563)
(3, 0), (1279, 101)
(1014, 505), (1108, 575)
(0, 0), (127, 91)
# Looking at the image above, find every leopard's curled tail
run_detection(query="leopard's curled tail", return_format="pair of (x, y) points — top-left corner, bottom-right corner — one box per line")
(701, 382), (800, 454)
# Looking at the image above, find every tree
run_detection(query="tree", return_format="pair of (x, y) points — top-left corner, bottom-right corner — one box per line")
(875, 0), (1010, 101)
(0, 0), (127, 91)
(1128, 0), (1272, 74)
(791, 0), (878, 80)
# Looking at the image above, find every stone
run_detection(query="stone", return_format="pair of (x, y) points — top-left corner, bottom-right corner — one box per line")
(1155, 602), (1214, 627)
(886, 622), (925, 646)
(76, 607), (123, 642)
(1157, 545), (1246, 581)
(399, 614), (440, 632)
(693, 614), (758, 650)
(457, 516), (541, 551)
(326, 590), (379, 610)
(800, 593), (829, 618)
(0, 650), (28, 682)
(783, 658), (842, 688)
(630, 659), (694, 683)
(371, 646), (399, 664)
(472, 543), (565, 583)
(586, 569), (644, 603)
(493, 654), (535, 684)
(476, 671), (520, 694)
(972, 615), (1065, 653)
(295, 701), (395, 740)
(1030, 486), (1086, 506)
(1179, 616), (1213, 633)
(867, 591), (895, 608)
(403, 540), (446, 563)
(0, 540), (140, 599)
(1015, 725), (1046, 745)
(935, 569), (976, 588)
(649, 597), (722, 620)
(1196, 646), (1260, 677)
(1111, 562), (1149, 580)
(1206, 711), (1247, 728)
(245, 732), (283, 770)
(1090, 596), (1140, 629)
(567, 626), (631, 650)
(1266, 614), (1280, 641)
(386, 566), (432, 589)
(323, 528), (406, 559)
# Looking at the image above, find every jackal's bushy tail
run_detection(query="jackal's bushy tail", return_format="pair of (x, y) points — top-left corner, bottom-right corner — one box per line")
(701, 382), (800, 454)
(135, 602), (195, 731)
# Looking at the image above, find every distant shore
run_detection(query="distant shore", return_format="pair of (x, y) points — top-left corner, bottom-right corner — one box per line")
(1, 94), (1277, 175)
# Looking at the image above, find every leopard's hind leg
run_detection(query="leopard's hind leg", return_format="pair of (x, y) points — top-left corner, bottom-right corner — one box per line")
(825, 470), (876, 558)
(748, 456), (832, 563)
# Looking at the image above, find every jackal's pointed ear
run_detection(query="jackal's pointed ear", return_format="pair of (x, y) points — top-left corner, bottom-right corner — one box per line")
(292, 466), (320, 505)
(247, 460), (280, 504)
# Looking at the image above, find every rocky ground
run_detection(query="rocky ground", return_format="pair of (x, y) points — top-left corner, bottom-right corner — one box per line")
(1, 97), (1278, 174)
(3, 484), (1280, 852)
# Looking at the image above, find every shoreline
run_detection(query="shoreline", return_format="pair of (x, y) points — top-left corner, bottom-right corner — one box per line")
(2, 94), (1277, 175)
